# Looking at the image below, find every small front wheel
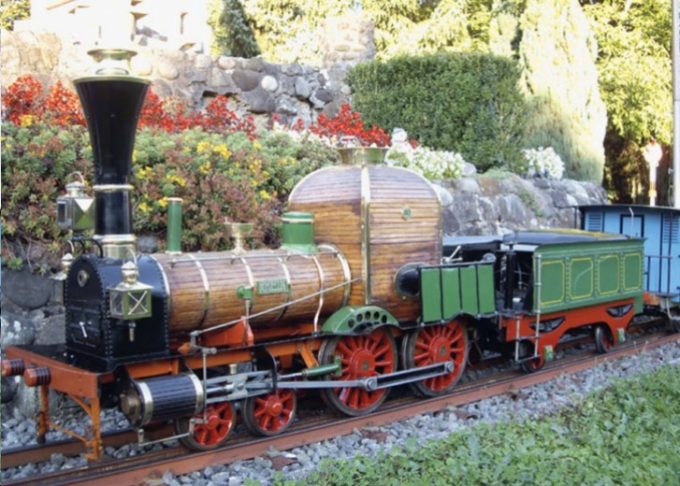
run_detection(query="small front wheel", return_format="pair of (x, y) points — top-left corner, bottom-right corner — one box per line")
(243, 390), (297, 436)
(176, 401), (235, 451)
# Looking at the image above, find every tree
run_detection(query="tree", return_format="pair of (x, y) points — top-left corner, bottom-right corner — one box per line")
(581, 0), (672, 202)
(208, 0), (260, 57)
(510, 0), (607, 181)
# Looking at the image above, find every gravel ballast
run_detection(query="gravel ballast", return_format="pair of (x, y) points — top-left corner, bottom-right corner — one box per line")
(2, 340), (679, 485)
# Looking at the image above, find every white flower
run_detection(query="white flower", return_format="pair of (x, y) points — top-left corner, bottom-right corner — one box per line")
(386, 145), (466, 180)
(522, 147), (564, 179)
(391, 127), (408, 144)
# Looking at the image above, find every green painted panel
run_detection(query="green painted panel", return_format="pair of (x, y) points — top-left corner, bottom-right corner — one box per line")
(421, 268), (442, 322)
(533, 239), (644, 314)
(442, 268), (461, 319)
(460, 266), (478, 314)
(598, 255), (619, 295)
(539, 259), (565, 308)
(569, 257), (593, 300)
(624, 253), (642, 291)
(477, 265), (495, 313)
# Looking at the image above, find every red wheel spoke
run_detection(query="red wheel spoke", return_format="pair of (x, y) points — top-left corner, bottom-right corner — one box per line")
(337, 341), (353, 355)
(373, 344), (391, 357)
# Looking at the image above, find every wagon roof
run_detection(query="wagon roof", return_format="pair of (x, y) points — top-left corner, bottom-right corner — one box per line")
(504, 229), (630, 246)
(578, 204), (680, 215)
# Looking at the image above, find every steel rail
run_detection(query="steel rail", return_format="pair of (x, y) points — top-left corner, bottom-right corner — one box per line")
(3, 330), (677, 486)
(0, 424), (173, 470)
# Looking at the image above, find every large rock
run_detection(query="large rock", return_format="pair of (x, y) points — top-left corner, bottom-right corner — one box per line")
(2, 269), (53, 310)
(232, 69), (262, 92)
(34, 314), (65, 345)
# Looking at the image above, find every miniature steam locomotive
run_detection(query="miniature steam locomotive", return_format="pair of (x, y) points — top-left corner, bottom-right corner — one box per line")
(2, 50), (667, 459)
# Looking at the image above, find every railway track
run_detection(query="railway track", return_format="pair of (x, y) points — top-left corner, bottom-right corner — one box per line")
(3, 328), (678, 486)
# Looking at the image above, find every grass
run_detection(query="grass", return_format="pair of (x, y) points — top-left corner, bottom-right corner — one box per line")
(275, 365), (680, 485)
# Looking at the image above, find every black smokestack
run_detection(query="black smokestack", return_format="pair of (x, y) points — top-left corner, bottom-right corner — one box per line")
(74, 77), (148, 240)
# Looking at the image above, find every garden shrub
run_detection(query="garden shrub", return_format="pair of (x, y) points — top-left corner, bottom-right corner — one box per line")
(1, 76), (344, 270)
(347, 52), (528, 172)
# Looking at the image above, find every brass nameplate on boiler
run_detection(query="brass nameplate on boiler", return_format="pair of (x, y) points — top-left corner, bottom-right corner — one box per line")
(256, 279), (290, 295)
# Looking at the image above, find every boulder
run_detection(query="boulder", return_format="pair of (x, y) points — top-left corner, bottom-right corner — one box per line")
(232, 69), (261, 92)
(2, 269), (53, 310)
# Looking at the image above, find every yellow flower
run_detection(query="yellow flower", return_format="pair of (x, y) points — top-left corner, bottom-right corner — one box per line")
(138, 201), (150, 214)
(213, 144), (231, 159)
(253, 141), (262, 151)
(199, 161), (211, 175)
(167, 174), (187, 187)
(259, 190), (271, 201)
(136, 166), (152, 179)
(196, 141), (211, 154)
(158, 198), (168, 209)
(19, 115), (34, 127)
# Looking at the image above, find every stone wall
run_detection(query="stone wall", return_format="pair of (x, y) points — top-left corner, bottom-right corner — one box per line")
(0, 30), (357, 126)
(436, 173), (606, 236)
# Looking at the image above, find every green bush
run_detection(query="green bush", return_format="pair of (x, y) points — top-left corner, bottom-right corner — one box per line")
(347, 52), (528, 172)
(1, 124), (338, 270)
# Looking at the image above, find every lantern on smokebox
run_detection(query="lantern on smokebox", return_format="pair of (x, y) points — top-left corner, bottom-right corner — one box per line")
(109, 262), (152, 324)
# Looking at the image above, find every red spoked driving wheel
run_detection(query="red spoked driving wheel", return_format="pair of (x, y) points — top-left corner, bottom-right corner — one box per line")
(319, 327), (397, 416)
(402, 320), (469, 397)
(243, 389), (297, 436)
(176, 402), (235, 451)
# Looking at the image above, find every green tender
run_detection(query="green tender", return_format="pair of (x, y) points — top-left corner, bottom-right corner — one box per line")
(533, 238), (644, 314)
(420, 263), (495, 323)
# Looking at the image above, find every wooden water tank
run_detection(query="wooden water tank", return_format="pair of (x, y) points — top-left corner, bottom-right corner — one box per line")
(288, 161), (441, 321)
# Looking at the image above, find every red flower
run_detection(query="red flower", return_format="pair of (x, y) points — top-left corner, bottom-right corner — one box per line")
(308, 104), (390, 147)
(2, 75), (44, 124)
(43, 81), (85, 127)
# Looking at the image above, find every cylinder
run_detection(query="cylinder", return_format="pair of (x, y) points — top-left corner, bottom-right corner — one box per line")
(121, 373), (204, 426)
(166, 198), (183, 254)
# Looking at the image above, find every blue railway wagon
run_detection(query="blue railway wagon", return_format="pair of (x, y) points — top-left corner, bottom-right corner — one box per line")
(578, 205), (680, 304)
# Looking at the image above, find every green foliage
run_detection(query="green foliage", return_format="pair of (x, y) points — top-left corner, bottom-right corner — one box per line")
(581, 0), (672, 202)
(0, 0), (29, 31)
(362, 0), (493, 58)
(291, 365), (680, 485)
(348, 52), (528, 172)
(237, 0), (353, 63)
(208, 0), (260, 57)
(2, 124), (336, 268)
(508, 0), (606, 181)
